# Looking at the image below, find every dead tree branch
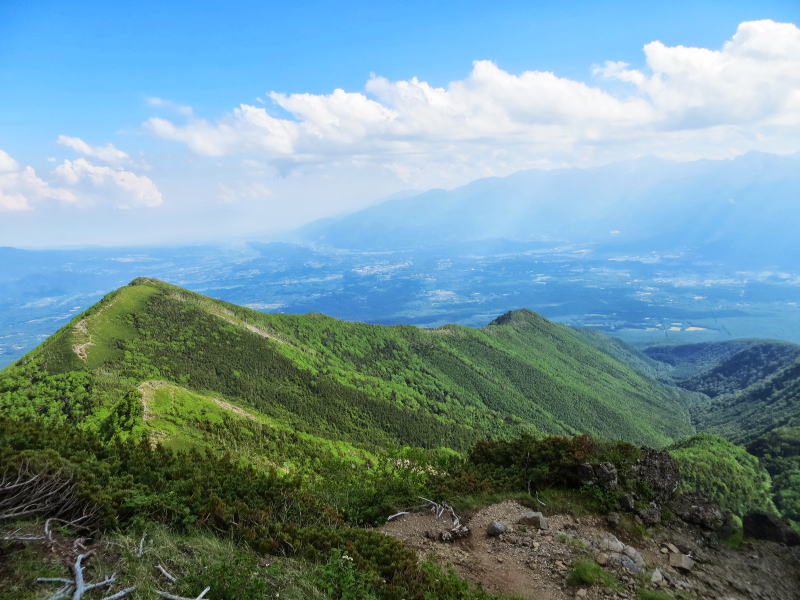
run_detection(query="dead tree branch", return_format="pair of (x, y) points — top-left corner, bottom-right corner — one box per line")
(0, 465), (96, 528)
(156, 564), (177, 583)
(156, 587), (210, 600)
(36, 551), (135, 600)
(419, 497), (469, 542)
(386, 511), (409, 521)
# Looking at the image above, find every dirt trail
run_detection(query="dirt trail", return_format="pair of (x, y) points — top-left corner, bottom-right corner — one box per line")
(169, 291), (291, 346)
(72, 318), (92, 360)
(382, 500), (800, 600)
(209, 396), (259, 421)
(137, 380), (168, 422)
(71, 297), (117, 361)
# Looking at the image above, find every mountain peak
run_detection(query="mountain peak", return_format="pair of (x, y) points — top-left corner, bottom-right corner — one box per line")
(488, 308), (548, 328)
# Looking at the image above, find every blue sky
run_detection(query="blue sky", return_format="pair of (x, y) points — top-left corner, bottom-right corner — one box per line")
(1, 1), (799, 247)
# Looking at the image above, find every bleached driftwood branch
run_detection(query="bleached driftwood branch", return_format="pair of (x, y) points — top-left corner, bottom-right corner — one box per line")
(156, 587), (211, 600)
(419, 497), (469, 542)
(154, 561), (210, 600)
(156, 564), (177, 583)
(36, 551), (135, 599)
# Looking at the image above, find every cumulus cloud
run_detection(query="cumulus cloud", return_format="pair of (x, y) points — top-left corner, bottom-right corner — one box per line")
(0, 149), (76, 211)
(54, 158), (162, 208)
(57, 135), (130, 165)
(595, 19), (800, 129)
(144, 19), (800, 187)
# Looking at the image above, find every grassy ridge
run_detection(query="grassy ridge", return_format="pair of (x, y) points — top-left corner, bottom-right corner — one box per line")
(2, 278), (695, 451)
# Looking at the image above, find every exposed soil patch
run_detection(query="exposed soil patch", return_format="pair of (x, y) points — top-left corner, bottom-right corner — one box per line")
(382, 500), (800, 600)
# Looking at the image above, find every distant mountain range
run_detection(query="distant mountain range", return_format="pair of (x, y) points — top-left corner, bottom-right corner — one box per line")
(3, 152), (800, 368)
(299, 152), (800, 267)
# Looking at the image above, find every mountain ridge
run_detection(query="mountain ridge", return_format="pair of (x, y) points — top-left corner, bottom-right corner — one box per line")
(1, 277), (697, 450)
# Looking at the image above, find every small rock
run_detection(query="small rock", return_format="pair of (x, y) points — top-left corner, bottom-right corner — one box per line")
(639, 501), (661, 526)
(519, 511), (549, 530)
(600, 535), (625, 553)
(596, 552), (609, 565)
(486, 521), (508, 537)
(617, 554), (642, 574)
(576, 589), (588, 598)
(650, 568), (664, 585)
(606, 512), (621, 527)
(623, 545), (645, 567)
(620, 493), (636, 512)
(666, 542), (680, 554)
(532, 542), (540, 551)
(669, 553), (695, 572)
(659, 547), (669, 554)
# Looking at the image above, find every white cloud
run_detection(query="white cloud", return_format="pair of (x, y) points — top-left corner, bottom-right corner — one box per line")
(144, 19), (800, 188)
(146, 96), (193, 116)
(0, 149), (76, 211)
(57, 135), (130, 165)
(54, 158), (163, 208)
(596, 20), (800, 129)
(0, 149), (20, 173)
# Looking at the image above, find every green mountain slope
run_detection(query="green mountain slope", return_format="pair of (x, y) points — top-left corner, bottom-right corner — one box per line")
(646, 340), (800, 398)
(647, 339), (800, 529)
(0, 278), (695, 450)
(694, 357), (800, 444)
(748, 427), (800, 527)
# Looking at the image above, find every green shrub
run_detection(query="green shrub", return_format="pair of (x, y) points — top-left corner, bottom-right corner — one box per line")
(314, 548), (380, 600)
(177, 553), (271, 600)
(669, 434), (776, 516)
(639, 590), (675, 600)
(567, 559), (618, 588)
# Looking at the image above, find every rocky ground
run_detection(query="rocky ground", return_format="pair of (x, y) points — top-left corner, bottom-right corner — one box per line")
(381, 500), (800, 600)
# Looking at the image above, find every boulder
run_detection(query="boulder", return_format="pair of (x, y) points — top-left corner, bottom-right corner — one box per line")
(634, 447), (680, 501)
(596, 462), (619, 489)
(578, 462), (596, 486)
(743, 511), (800, 546)
(519, 511), (549, 530)
(611, 553), (642, 574)
(671, 492), (724, 530)
(486, 521), (508, 537)
(669, 553), (695, 571)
